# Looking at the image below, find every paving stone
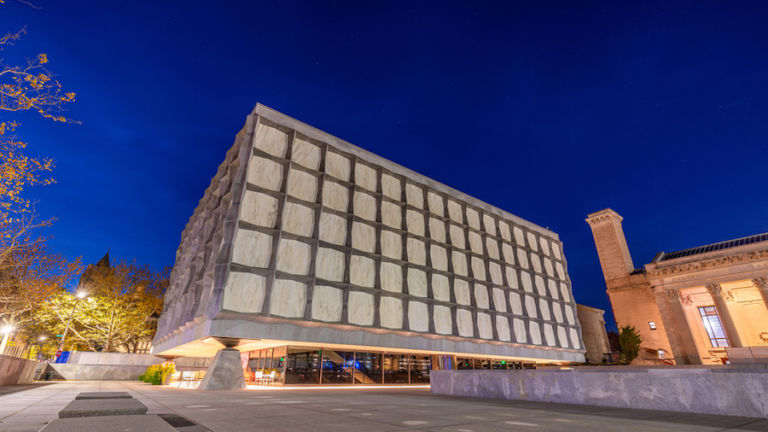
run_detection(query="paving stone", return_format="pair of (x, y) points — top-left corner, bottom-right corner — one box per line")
(58, 398), (148, 418)
(41, 415), (176, 432)
(75, 391), (132, 400)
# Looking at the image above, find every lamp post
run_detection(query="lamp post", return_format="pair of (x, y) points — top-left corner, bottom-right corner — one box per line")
(0, 324), (14, 355)
(55, 291), (87, 360)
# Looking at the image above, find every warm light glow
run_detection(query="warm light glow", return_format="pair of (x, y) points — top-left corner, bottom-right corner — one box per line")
(38, 336), (47, 341)
(245, 384), (430, 391)
(1, 325), (14, 335)
(76, 291), (88, 299)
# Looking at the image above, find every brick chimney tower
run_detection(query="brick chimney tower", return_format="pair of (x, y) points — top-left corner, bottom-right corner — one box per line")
(585, 209), (635, 290)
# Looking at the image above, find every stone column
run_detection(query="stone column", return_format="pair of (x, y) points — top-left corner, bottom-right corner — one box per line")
(197, 348), (246, 390)
(653, 287), (701, 364)
(706, 284), (742, 347)
(753, 277), (768, 311)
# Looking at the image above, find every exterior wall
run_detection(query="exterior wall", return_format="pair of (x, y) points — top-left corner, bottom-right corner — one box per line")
(430, 367), (768, 418)
(576, 304), (611, 363)
(154, 104), (585, 363)
(0, 354), (38, 385)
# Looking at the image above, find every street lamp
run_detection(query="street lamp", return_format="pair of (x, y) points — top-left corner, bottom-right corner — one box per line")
(54, 291), (88, 360)
(0, 324), (14, 355)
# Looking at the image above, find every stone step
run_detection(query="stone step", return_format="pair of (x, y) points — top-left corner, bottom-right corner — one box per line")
(58, 398), (148, 418)
(41, 414), (176, 432)
(75, 391), (133, 400)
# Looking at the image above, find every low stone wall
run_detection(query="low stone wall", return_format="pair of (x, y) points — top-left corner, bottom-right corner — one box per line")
(43, 363), (149, 381)
(67, 352), (163, 366)
(0, 354), (38, 385)
(430, 367), (768, 418)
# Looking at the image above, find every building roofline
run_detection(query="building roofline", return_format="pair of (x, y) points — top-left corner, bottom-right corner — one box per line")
(655, 232), (768, 262)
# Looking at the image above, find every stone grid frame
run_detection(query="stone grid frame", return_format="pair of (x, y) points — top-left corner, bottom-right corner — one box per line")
(221, 115), (582, 351)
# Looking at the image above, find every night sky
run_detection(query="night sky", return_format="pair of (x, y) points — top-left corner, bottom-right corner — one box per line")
(3, 1), (768, 330)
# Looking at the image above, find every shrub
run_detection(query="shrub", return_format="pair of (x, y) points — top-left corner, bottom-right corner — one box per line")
(138, 364), (169, 385)
(618, 325), (643, 364)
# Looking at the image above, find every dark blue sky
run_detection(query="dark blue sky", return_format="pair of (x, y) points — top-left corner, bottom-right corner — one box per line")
(3, 1), (767, 329)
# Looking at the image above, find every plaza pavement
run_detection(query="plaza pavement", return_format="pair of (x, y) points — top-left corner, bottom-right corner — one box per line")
(0, 381), (767, 432)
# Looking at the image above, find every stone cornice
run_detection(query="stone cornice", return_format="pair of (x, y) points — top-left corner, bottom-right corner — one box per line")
(585, 209), (623, 226)
(646, 248), (768, 278)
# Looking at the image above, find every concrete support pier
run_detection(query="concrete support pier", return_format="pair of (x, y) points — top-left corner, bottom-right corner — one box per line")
(197, 348), (245, 390)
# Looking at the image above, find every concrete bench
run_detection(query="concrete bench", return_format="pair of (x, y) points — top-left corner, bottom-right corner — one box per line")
(58, 398), (148, 418)
(75, 391), (133, 400)
(42, 414), (176, 431)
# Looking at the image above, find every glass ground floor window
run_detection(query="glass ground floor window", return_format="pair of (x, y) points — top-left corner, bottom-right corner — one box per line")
(242, 345), (536, 385)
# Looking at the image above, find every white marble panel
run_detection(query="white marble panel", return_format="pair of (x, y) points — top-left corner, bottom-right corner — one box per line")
(513, 226), (525, 245)
(282, 202), (314, 237)
(240, 191), (278, 228)
(406, 209), (425, 236)
(322, 180), (348, 212)
(570, 328), (581, 349)
(486, 238), (500, 260)
(325, 151), (350, 181)
(548, 279), (560, 299)
(351, 221), (376, 253)
(222, 272), (265, 313)
(557, 325), (569, 348)
(565, 305), (575, 325)
(556, 262), (565, 280)
(534, 275), (547, 296)
(552, 243), (562, 259)
(477, 313), (493, 339)
(276, 238), (311, 275)
(509, 291), (523, 315)
(354, 162), (377, 191)
(447, 200), (463, 223)
(449, 224), (465, 249)
(270, 279), (306, 318)
(492, 288), (506, 312)
(316, 247), (345, 282)
(517, 248), (529, 269)
(473, 283), (489, 309)
(454, 279), (471, 305)
(499, 221), (511, 241)
(350, 255), (375, 287)
(380, 230), (402, 260)
(552, 302), (564, 323)
(381, 173), (401, 200)
(407, 238), (426, 265)
(482, 214), (496, 236)
(506, 266), (519, 290)
(489, 262), (502, 285)
(247, 156), (283, 191)
(427, 191), (444, 216)
(501, 243), (515, 265)
(539, 299), (551, 321)
(380, 262), (402, 293)
(287, 168), (317, 202)
(379, 296), (402, 329)
(520, 271), (533, 292)
(560, 282), (571, 302)
(434, 305), (452, 335)
(348, 291), (374, 326)
(540, 238), (551, 256)
(254, 123), (288, 158)
(544, 258), (554, 277)
(531, 253), (542, 274)
(529, 321), (542, 345)
(232, 229), (273, 269)
(381, 201), (402, 229)
(291, 137), (321, 170)
(408, 301), (428, 332)
(496, 316), (511, 341)
(513, 318), (527, 343)
(471, 256), (486, 281)
(407, 267), (427, 297)
(428, 217), (445, 243)
(318, 211), (347, 246)
(468, 231), (483, 254)
(456, 309), (473, 337)
(353, 191), (377, 221)
(405, 184), (424, 208)
(465, 208), (480, 230)
(524, 295), (537, 318)
(432, 274), (450, 301)
(312, 285), (343, 322)
(527, 232), (539, 251)
(430, 244), (448, 271)
(451, 251), (468, 276)
(544, 323), (556, 346)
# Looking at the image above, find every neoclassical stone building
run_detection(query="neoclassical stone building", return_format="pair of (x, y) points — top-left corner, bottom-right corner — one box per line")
(587, 209), (768, 365)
